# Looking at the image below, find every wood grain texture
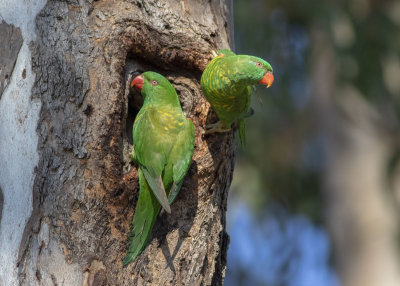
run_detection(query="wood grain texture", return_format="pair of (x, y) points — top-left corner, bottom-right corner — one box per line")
(18, 0), (235, 285)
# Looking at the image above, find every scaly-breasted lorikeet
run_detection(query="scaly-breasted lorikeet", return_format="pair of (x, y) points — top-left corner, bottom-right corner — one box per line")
(200, 49), (274, 146)
(123, 71), (195, 265)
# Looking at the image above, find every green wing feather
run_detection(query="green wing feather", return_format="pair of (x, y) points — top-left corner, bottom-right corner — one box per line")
(133, 108), (175, 212)
(237, 85), (252, 147)
(168, 118), (195, 203)
(172, 119), (195, 183)
(133, 109), (171, 176)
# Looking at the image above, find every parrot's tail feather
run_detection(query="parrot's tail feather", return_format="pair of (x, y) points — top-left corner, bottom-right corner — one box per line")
(123, 169), (161, 266)
(238, 119), (246, 148)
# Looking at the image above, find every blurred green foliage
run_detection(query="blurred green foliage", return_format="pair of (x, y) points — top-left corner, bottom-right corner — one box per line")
(227, 1), (400, 285)
(231, 0), (400, 222)
(232, 0), (322, 222)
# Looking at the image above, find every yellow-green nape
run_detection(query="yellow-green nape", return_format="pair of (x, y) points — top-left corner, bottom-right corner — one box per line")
(217, 49), (236, 57)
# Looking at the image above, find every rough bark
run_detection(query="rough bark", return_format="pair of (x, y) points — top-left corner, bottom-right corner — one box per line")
(311, 26), (400, 286)
(4, 0), (236, 285)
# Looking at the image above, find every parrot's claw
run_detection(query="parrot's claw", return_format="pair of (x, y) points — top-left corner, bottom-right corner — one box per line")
(211, 50), (218, 58)
(204, 121), (231, 134)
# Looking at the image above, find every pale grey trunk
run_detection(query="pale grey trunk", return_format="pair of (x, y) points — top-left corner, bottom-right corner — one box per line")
(311, 27), (400, 286)
(0, 1), (234, 285)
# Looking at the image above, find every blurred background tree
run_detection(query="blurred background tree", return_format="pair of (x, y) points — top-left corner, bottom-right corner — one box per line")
(225, 0), (400, 285)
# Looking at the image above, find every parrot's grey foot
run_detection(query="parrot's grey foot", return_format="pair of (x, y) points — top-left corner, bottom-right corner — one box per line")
(204, 121), (231, 134)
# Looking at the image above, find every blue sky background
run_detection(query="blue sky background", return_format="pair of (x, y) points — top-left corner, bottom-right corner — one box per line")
(225, 199), (339, 286)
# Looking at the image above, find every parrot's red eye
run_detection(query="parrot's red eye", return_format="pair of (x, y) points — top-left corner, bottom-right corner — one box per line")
(151, 80), (158, 86)
(256, 62), (263, 68)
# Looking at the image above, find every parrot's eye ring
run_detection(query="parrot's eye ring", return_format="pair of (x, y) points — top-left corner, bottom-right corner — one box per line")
(151, 80), (158, 86)
(256, 62), (263, 68)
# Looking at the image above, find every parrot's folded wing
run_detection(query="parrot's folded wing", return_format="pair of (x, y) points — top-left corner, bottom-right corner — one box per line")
(167, 119), (195, 204)
(172, 122), (194, 182)
(142, 167), (171, 214)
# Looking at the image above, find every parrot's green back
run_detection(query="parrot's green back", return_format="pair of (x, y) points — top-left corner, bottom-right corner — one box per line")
(123, 72), (195, 266)
(200, 49), (273, 146)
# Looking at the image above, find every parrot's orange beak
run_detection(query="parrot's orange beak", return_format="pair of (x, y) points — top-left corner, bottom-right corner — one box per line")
(259, 72), (274, 88)
(131, 74), (144, 91)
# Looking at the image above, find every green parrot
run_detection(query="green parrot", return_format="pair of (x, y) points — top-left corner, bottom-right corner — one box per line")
(200, 49), (274, 147)
(123, 71), (195, 266)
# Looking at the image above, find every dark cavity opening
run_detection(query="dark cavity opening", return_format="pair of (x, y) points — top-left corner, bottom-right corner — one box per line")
(124, 56), (146, 146)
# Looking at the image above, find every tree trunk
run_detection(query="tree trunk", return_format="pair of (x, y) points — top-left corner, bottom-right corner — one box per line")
(311, 26), (400, 286)
(0, 1), (235, 285)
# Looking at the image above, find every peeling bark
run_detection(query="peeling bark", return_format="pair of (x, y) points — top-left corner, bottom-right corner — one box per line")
(0, 21), (22, 99)
(17, 0), (234, 285)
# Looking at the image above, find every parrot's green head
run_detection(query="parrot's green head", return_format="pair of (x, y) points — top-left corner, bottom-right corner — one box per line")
(233, 55), (274, 88)
(130, 71), (179, 106)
